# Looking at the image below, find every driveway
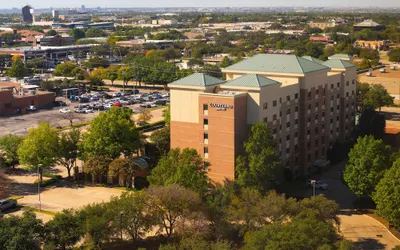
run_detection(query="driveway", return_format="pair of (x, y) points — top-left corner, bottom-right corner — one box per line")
(339, 212), (400, 249)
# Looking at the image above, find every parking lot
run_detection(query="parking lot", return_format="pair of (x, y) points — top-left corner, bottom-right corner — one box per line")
(0, 90), (169, 137)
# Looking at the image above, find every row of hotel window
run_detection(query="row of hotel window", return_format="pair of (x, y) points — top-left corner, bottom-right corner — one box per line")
(263, 90), (355, 110)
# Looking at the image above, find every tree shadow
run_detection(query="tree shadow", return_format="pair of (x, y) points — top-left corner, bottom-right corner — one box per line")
(7, 181), (39, 196)
(353, 238), (386, 250)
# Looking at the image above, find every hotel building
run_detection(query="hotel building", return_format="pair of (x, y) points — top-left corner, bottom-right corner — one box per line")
(169, 54), (357, 183)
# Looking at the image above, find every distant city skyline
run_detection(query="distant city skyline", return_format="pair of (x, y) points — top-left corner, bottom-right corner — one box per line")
(3, 0), (400, 9)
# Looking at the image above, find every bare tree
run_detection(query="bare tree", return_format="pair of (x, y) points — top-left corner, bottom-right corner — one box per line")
(59, 112), (83, 127)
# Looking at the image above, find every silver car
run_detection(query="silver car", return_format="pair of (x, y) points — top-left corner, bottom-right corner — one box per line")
(0, 199), (17, 212)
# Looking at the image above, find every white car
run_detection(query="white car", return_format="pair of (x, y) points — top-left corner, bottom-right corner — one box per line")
(27, 105), (37, 111)
(306, 180), (328, 190)
(59, 108), (71, 113)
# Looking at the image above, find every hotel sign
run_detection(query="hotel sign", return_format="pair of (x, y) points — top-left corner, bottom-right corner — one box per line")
(210, 103), (233, 111)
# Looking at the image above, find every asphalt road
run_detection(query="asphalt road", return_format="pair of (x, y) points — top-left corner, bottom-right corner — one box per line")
(0, 101), (166, 137)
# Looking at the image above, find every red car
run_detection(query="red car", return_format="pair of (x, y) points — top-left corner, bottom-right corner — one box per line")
(112, 102), (122, 107)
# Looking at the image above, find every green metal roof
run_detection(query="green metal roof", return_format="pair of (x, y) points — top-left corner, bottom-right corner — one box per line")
(168, 73), (224, 87)
(328, 54), (352, 59)
(224, 54), (329, 74)
(223, 74), (280, 88)
(323, 59), (356, 69)
(302, 56), (325, 65)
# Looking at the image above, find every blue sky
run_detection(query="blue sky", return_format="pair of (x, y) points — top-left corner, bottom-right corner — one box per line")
(4, 0), (400, 8)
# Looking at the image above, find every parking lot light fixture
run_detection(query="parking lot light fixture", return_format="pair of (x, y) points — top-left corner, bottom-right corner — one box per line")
(37, 164), (43, 211)
(120, 211), (124, 241)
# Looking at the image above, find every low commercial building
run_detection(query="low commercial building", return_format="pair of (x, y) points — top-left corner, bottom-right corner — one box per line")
(0, 45), (93, 67)
(169, 54), (357, 183)
(0, 83), (56, 116)
(354, 20), (384, 31)
(354, 40), (387, 51)
(308, 20), (337, 29)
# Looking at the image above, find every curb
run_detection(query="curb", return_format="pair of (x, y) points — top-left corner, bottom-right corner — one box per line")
(363, 214), (400, 243)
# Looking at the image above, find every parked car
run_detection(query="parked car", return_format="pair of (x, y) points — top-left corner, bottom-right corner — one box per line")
(26, 105), (37, 111)
(59, 108), (71, 113)
(154, 100), (167, 106)
(306, 180), (328, 190)
(136, 120), (148, 126)
(0, 199), (17, 212)
(112, 92), (122, 97)
(112, 102), (122, 107)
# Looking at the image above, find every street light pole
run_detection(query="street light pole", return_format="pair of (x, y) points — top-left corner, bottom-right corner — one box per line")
(37, 164), (42, 211)
(311, 179), (316, 197)
(119, 211), (124, 241)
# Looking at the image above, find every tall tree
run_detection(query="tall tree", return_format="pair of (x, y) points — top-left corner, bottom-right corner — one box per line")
(388, 48), (400, 63)
(7, 56), (28, 78)
(150, 126), (170, 156)
(17, 122), (59, 181)
(344, 135), (391, 197)
(137, 108), (153, 123)
(107, 191), (157, 241)
(44, 209), (83, 250)
(56, 129), (81, 178)
(236, 122), (283, 193)
(0, 134), (23, 168)
(108, 158), (139, 188)
(373, 159), (400, 228)
(81, 107), (139, 159)
(68, 28), (85, 41)
(357, 108), (386, 138)
(147, 184), (202, 238)
(148, 148), (208, 195)
(363, 84), (394, 111)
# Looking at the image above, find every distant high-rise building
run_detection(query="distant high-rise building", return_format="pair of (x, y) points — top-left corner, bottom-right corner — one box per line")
(21, 5), (33, 24)
(81, 5), (86, 10)
(52, 10), (60, 20)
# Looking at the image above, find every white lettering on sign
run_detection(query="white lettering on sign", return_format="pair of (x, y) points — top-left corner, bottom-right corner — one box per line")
(210, 103), (233, 111)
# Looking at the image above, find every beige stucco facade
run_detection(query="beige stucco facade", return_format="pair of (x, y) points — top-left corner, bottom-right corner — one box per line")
(169, 55), (357, 183)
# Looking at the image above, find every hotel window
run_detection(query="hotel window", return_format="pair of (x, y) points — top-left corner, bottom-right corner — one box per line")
(286, 148), (290, 154)
(273, 100), (277, 106)
(346, 103), (349, 108)
(315, 114), (318, 120)
(280, 97), (282, 103)
(352, 79), (355, 84)
(316, 89), (319, 95)
(263, 117), (268, 123)
(273, 114), (277, 120)
(322, 99), (325, 105)
(315, 127), (319, 134)
(323, 87), (326, 95)
(295, 119), (298, 125)
(286, 135), (290, 141)
(315, 102), (318, 108)
(280, 125), (282, 130)
(330, 130), (333, 135)
(336, 127), (339, 132)
(337, 82), (340, 87)
(331, 84), (334, 89)
(337, 94), (340, 98)
(295, 132), (298, 137)
(331, 96), (333, 100)
(315, 151), (319, 158)
(315, 139), (319, 147)
(346, 114), (349, 119)
(280, 111), (282, 117)
(203, 104), (208, 115)
(308, 104), (311, 110)
(204, 147), (209, 158)
(307, 142), (311, 148)
(286, 122), (290, 128)
(330, 119), (333, 123)
(308, 117), (311, 122)
(337, 105), (340, 110)
(346, 81), (349, 86)
(307, 130), (310, 135)
(203, 118), (208, 129)
(308, 92), (311, 98)
(352, 90), (355, 95)
(346, 92), (349, 97)
(287, 109), (291, 115)
(322, 112), (325, 117)
(330, 107), (334, 112)
(295, 93), (299, 99)
(336, 116), (339, 121)
(307, 154), (311, 162)
(263, 102), (268, 109)
(273, 128), (277, 134)
(295, 106), (299, 112)
(287, 95), (290, 101)
(204, 133), (208, 140)
(322, 136), (325, 143)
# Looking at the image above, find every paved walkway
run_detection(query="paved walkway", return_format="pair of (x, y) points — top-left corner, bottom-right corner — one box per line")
(339, 212), (400, 249)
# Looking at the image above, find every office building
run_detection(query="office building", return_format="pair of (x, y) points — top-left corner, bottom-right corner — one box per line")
(21, 5), (33, 24)
(169, 54), (357, 183)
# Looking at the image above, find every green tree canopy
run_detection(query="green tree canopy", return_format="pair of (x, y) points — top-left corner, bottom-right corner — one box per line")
(56, 129), (81, 178)
(150, 126), (170, 157)
(44, 209), (83, 249)
(46, 29), (57, 36)
(388, 48), (400, 63)
(108, 157), (139, 188)
(0, 211), (44, 249)
(85, 28), (107, 38)
(54, 62), (80, 77)
(344, 135), (391, 197)
(68, 28), (85, 41)
(81, 107), (139, 159)
(84, 156), (111, 183)
(7, 56), (28, 78)
(17, 122), (59, 181)
(363, 84), (394, 111)
(148, 148), (208, 195)
(236, 122), (283, 193)
(373, 159), (400, 228)
(0, 134), (23, 168)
